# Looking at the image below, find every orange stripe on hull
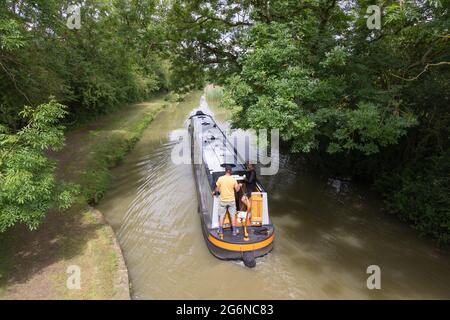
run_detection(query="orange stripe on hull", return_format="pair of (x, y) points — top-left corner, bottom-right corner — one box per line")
(207, 233), (275, 252)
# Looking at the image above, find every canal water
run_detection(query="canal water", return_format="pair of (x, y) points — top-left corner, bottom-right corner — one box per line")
(97, 91), (450, 299)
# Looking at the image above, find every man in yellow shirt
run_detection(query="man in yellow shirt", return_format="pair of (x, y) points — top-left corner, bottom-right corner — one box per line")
(214, 166), (241, 237)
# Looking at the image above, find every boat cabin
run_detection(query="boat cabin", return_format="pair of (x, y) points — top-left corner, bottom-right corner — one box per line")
(189, 110), (270, 230)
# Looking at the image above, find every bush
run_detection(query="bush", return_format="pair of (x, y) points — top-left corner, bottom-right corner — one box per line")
(165, 92), (184, 103)
(375, 152), (450, 244)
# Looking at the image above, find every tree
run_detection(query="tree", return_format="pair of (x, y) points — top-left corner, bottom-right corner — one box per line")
(0, 0), (168, 128)
(0, 99), (77, 232)
(166, 0), (450, 242)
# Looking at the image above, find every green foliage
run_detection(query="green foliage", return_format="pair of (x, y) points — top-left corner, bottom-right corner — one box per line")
(0, 0), (168, 128)
(0, 19), (25, 51)
(324, 102), (417, 155)
(320, 46), (349, 68)
(375, 152), (450, 243)
(222, 19), (418, 155)
(0, 100), (78, 232)
(164, 92), (185, 103)
(0, 0), (171, 232)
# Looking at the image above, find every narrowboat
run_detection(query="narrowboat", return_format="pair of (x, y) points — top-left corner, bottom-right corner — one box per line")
(188, 110), (275, 268)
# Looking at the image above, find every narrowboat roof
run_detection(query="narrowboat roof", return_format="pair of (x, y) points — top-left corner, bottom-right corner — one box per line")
(190, 110), (247, 174)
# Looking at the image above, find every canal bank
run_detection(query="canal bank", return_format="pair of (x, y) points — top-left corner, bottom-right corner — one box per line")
(0, 95), (170, 299)
(97, 90), (450, 299)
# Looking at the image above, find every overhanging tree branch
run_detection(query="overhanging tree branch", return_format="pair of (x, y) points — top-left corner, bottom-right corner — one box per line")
(391, 61), (450, 81)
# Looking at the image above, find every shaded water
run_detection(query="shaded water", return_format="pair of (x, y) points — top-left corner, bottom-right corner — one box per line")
(97, 92), (450, 299)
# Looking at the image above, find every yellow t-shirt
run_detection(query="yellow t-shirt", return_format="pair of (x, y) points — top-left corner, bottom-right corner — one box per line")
(216, 175), (238, 202)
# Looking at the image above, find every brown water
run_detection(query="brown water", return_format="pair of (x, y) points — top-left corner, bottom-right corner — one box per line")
(97, 91), (450, 299)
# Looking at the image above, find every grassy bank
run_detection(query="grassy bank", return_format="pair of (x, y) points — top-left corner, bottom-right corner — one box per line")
(0, 96), (169, 299)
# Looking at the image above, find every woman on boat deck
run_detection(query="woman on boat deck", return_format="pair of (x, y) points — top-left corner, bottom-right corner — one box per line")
(241, 163), (257, 221)
(214, 166), (241, 237)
